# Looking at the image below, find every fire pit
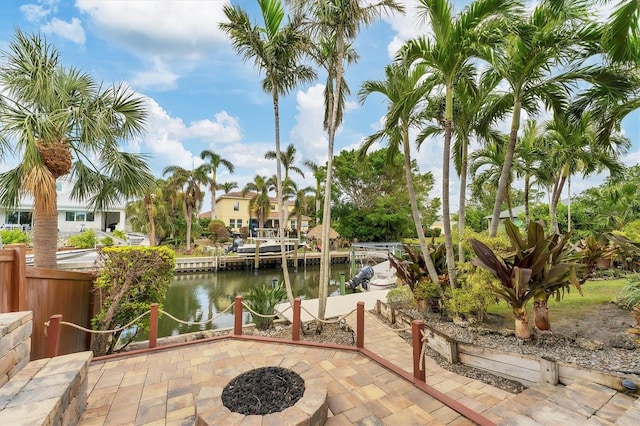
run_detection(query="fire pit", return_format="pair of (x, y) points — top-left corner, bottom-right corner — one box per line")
(196, 361), (328, 425)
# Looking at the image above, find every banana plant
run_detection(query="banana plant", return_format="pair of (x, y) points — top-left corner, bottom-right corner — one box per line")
(469, 220), (583, 339)
(389, 243), (447, 293)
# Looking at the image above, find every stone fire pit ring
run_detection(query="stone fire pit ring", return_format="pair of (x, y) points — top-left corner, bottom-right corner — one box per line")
(196, 360), (328, 425)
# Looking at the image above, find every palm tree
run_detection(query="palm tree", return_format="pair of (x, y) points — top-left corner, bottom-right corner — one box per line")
(540, 110), (629, 234)
(265, 143), (304, 226)
(125, 179), (168, 246)
(303, 159), (325, 223)
(359, 59), (441, 286)
(221, 0), (316, 304)
(242, 175), (272, 229)
(513, 120), (545, 228)
(404, 0), (519, 287)
(217, 181), (238, 194)
(469, 139), (515, 220)
(292, 185), (313, 237)
(200, 149), (234, 220)
(162, 165), (210, 253)
(290, 0), (404, 325)
(0, 30), (153, 268)
(484, 0), (598, 237)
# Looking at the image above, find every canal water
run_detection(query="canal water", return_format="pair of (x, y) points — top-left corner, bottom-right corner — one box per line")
(129, 263), (353, 342)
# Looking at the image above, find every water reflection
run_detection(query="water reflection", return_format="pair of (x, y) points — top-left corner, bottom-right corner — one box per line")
(133, 263), (351, 341)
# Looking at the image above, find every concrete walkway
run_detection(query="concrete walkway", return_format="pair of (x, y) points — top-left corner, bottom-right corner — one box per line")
(276, 290), (390, 322)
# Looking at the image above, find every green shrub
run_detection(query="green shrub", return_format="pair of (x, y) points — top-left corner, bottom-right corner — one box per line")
(460, 228), (511, 260)
(91, 246), (175, 355)
(444, 264), (497, 322)
(245, 283), (287, 330)
(386, 286), (415, 310)
(99, 236), (114, 246)
(616, 274), (640, 310)
(67, 229), (96, 248)
(113, 230), (126, 240)
(0, 229), (30, 245)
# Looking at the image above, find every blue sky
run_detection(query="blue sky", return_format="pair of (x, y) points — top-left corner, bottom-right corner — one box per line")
(0, 0), (638, 213)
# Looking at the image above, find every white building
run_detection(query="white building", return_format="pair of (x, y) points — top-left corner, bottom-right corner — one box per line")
(0, 178), (126, 234)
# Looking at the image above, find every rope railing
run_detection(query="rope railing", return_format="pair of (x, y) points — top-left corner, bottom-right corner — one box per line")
(43, 295), (430, 385)
(364, 309), (412, 333)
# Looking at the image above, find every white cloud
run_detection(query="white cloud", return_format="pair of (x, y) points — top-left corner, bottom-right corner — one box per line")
(20, 0), (58, 22)
(130, 57), (179, 91)
(41, 17), (86, 44)
(382, 0), (429, 58)
(75, 0), (228, 60)
(186, 112), (243, 144)
(290, 84), (330, 165)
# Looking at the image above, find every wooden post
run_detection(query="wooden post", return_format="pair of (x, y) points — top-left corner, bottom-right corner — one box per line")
(292, 298), (301, 341)
(7, 244), (27, 311)
(234, 295), (243, 335)
(47, 314), (63, 358)
(149, 303), (159, 349)
(294, 243), (298, 271)
(412, 320), (426, 382)
(339, 273), (345, 295)
(540, 356), (559, 385)
(254, 241), (260, 269)
(356, 301), (365, 348)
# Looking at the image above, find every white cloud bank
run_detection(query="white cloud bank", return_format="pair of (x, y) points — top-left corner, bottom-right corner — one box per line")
(41, 17), (85, 44)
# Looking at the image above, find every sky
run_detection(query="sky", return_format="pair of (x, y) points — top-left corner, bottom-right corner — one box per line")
(0, 0), (638, 214)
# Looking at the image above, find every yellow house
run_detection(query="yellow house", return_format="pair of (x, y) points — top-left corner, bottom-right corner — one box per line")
(205, 191), (310, 234)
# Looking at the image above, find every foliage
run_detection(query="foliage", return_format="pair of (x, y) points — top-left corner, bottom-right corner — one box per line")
(616, 274), (640, 310)
(244, 283), (287, 330)
(424, 228), (442, 238)
(606, 232), (640, 272)
(0, 229), (29, 245)
(445, 263), (497, 322)
(208, 219), (230, 244)
(113, 230), (126, 240)
(621, 220), (640, 243)
(469, 220), (583, 339)
(389, 243), (447, 293)
(67, 230), (97, 248)
(385, 286), (415, 311)
(91, 246), (175, 355)
(99, 236), (114, 246)
(460, 228), (511, 261)
(412, 278), (442, 301)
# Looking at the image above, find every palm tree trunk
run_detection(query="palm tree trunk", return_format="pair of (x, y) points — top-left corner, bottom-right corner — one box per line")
(402, 131), (440, 286)
(33, 204), (58, 269)
(185, 205), (192, 254)
(273, 91), (294, 305)
(490, 100), (521, 237)
(458, 138), (468, 262)
(513, 306), (531, 340)
(211, 174), (217, 220)
(524, 175), (531, 228)
(145, 195), (156, 247)
(318, 33), (345, 327)
(533, 293), (550, 331)
(567, 175), (571, 232)
(443, 86), (457, 289)
(506, 186), (513, 221)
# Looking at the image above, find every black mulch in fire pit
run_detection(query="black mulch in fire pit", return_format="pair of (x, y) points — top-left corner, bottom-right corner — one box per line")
(222, 367), (305, 415)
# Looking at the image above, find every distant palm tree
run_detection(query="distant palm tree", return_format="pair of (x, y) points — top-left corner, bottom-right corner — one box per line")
(242, 175), (272, 229)
(217, 181), (238, 194)
(266, 143), (304, 226)
(125, 179), (168, 246)
(303, 159), (325, 223)
(292, 185), (313, 237)
(163, 165), (210, 253)
(221, 0), (316, 304)
(200, 149), (234, 220)
(0, 30), (153, 268)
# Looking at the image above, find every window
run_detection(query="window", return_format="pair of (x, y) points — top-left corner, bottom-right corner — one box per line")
(66, 212), (75, 222)
(56, 181), (62, 192)
(270, 205), (276, 211)
(229, 219), (236, 228)
(76, 212), (86, 222)
(291, 220), (296, 229)
(233, 202), (240, 211)
(65, 211), (96, 222)
(236, 219), (242, 228)
(86, 212), (95, 222)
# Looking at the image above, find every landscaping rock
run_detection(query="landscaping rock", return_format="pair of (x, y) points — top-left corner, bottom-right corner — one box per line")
(575, 337), (605, 351)
(609, 333), (637, 350)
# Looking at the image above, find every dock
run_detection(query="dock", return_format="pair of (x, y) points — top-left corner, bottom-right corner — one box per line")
(275, 289), (390, 322)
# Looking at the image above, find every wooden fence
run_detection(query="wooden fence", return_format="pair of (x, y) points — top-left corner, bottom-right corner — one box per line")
(0, 245), (96, 360)
(376, 300), (639, 392)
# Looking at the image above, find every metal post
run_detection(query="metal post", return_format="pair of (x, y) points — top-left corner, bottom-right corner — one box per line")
(46, 314), (63, 358)
(356, 301), (365, 348)
(350, 246), (356, 277)
(412, 320), (426, 382)
(292, 298), (301, 341)
(149, 303), (159, 349)
(339, 273), (345, 295)
(234, 295), (243, 335)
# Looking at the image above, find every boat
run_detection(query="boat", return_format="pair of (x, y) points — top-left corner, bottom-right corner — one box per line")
(347, 260), (398, 291)
(227, 228), (301, 255)
(25, 248), (95, 265)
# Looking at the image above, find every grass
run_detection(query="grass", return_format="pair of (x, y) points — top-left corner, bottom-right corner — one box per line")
(487, 278), (628, 321)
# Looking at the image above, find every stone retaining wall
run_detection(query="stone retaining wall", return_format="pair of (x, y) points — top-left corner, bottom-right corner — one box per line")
(0, 311), (32, 386)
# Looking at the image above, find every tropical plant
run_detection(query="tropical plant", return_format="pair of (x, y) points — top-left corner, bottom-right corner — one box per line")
(404, 0), (520, 287)
(302, 159), (325, 221)
(0, 229), (29, 245)
(200, 149), (234, 220)
(359, 58), (441, 286)
(162, 165), (210, 253)
(91, 246), (175, 355)
(616, 274), (640, 310)
(67, 229), (97, 249)
(385, 285), (415, 310)
(244, 282), (287, 330)
(0, 30), (153, 268)
(217, 181), (239, 194)
(389, 243), (448, 294)
(485, 0), (599, 237)
(125, 178), (168, 246)
(469, 220), (583, 339)
(221, 0), (316, 305)
(289, 0), (404, 327)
